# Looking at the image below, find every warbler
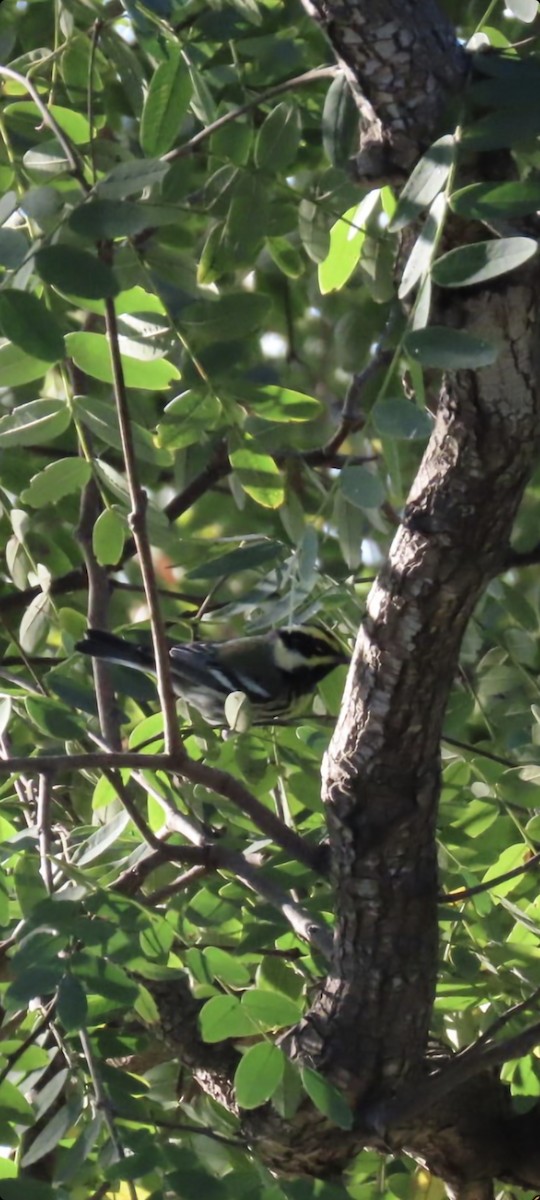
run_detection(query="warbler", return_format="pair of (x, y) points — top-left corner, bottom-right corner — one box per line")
(76, 624), (347, 727)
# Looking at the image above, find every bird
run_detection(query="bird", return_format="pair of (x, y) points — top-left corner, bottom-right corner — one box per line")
(75, 624), (348, 727)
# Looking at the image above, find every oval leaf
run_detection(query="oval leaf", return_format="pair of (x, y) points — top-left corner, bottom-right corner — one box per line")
(431, 237), (537, 288)
(450, 180), (540, 221)
(255, 102), (301, 171)
(340, 465), (385, 510)
(0, 290), (65, 362)
(0, 399), (71, 447)
(35, 246), (120, 300)
(241, 988), (302, 1029)
(92, 507), (126, 566)
(199, 994), (254, 1043)
(405, 327), (499, 368)
(66, 332), (180, 389)
(322, 73), (357, 167)
(390, 135), (456, 231)
(301, 1065), (353, 1129)
(140, 48), (192, 155)
(0, 340), (51, 386)
(234, 1042), (285, 1109)
(21, 458), (91, 507)
(56, 973), (88, 1031)
(229, 445), (284, 508)
(318, 202), (366, 295)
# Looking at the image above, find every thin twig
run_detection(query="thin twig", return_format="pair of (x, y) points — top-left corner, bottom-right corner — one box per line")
(0, 65), (88, 190)
(0, 1000), (56, 1087)
(442, 734), (515, 767)
(145, 864), (209, 903)
(163, 66), (339, 163)
(77, 478), (121, 750)
(470, 986), (540, 1053)
(80, 1027), (134, 1196)
(104, 296), (184, 758)
(37, 773), (53, 893)
(440, 850), (540, 904)
(505, 542), (540, 569)
(304, 351), (393, 465)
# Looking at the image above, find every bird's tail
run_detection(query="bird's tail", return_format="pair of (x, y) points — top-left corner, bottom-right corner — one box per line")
(75, 629), (156, 674)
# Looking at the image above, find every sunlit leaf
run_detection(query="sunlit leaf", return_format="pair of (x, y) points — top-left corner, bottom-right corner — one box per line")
(431, 238), (537, 287)
(140, 47), (192, 155)
(234, 1042), (285, 1109)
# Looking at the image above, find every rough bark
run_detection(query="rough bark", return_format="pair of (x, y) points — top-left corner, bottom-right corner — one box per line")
(299, 0), (467, 176)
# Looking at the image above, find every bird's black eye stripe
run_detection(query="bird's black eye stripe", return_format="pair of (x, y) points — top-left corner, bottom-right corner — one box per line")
(280, 629), (332, 656)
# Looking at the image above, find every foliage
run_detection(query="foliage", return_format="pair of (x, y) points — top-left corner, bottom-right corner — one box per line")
(0, 0), (539, 1196)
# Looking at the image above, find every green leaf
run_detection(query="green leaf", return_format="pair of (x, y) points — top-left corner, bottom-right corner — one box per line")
(450, 181), (540, 220)
(241, 988), (302, 1028)
(96, 157), (170, 199)
(267, 236), (304, 278)
(0, 1078), (34, 1124)
(322, 73), (357, 168)
(25, 695), (86, 740)
(340, 465), (385, 509)
(185, 540), (285, 580)
(7, 963), (64, 1005)
(244, 385), (322, 422)
(234, 1042), (285, 1109)
(334, 490), (363, 570)
(57, 973), (88, 1031)
(398, 193), (446, 299)
(72, 953), (139, 1004)
(22, 1103), (78, 1169)
(203, 946), (251, 987)
(75, 810), (131, 866)
(74, 394), (172, 464)
(390, 135), (455, 231)
(21, 458), (92, 507)
(199, 994), (254, 1042)
(5, 102), (92, 145)
(69, 198), (180, 238)
(65, 332), (180, 389)
(140, 47), (192, 155)
(318, 201), (366, 295)
(462, 107), (540, 150)
(0, 1184), (56, 1200)
(156, 390), (222, 450)
(0, 228), (29, 268)
(405, 327), (500, 368)
(35, 246), (120, 300)
(431, 238), (537, 288)
(0, 340), (51, 386)
(299, 198), (330, 263)
(188, 64), (217, 123)
(230, 444), (284, 508)
(301, 1066), (353, 1129)
(0, 399), (71, 447)
(92, 507), (126, 566)
(256, 955), (304, 999)
(372, 397), (432, 440)
(255, 103), (301, 171)
(19, 592), (52, 654)
(0, 290), (65, 363)
(180, 292), (270, 341)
